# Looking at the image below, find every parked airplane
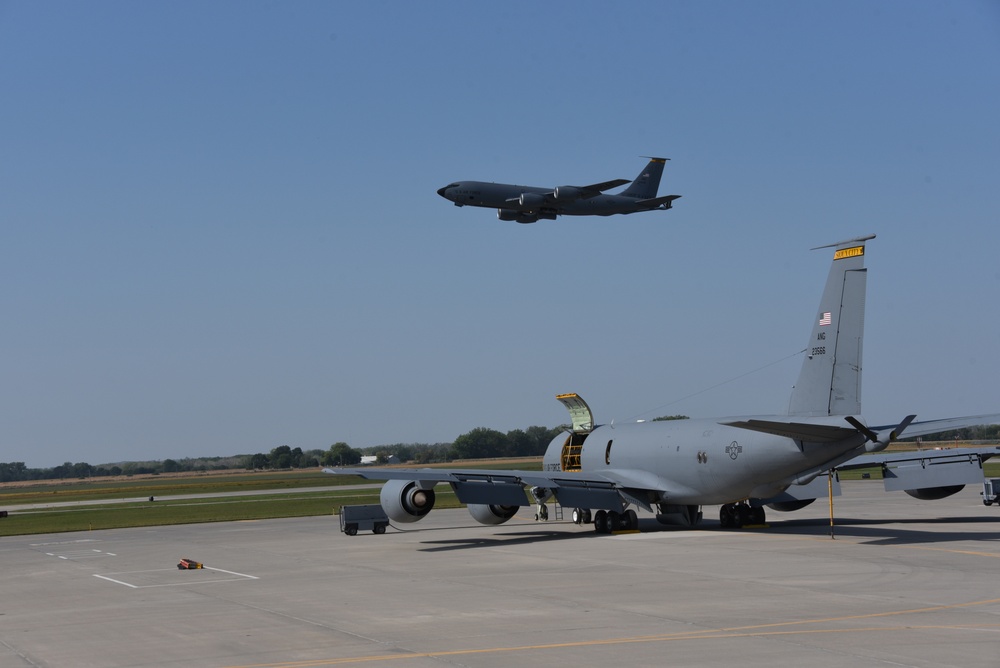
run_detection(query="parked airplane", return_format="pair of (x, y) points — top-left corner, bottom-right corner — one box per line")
(327, 236), (1000, 532)
(436, 157), (681, 223)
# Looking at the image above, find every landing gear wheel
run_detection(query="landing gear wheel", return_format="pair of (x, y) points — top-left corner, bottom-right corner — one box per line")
(594, 510), (609, 534)
(735, 504), (750, 528)
(624, 509), (638, 531)
(749, 506), (765, 525)
(572, 508), (583, 524)
(719, 504), (734, 528)
(607, 511), (620, 532)
(582, 509), (592, 524)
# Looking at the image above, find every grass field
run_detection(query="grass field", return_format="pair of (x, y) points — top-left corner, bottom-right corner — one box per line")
(2, 456), (995, 536)
(0, 463), (528, 536)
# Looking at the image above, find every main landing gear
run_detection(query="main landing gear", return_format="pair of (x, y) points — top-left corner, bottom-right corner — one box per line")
(719, 502), (765, 528)
(587, 508), (638, 534)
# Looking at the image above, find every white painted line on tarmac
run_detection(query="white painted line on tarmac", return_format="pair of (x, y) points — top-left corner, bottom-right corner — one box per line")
(204, 566), (259, 579)
(93, 567), (259, 588)
(93, 574), (139, 588)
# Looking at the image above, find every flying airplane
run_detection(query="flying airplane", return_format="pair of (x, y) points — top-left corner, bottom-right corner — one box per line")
(436, 157), (681, 223)
(326, 235), (1000, 532)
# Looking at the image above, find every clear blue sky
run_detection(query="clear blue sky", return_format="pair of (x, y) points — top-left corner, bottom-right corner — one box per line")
(2, 2), (998, 468)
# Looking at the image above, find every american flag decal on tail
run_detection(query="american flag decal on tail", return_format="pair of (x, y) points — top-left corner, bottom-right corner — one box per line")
(819, 312), (832, 326)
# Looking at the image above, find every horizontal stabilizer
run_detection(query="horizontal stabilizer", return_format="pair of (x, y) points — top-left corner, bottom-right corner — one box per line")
(637, 194), (681, 209)
(722, 419), (860, 443)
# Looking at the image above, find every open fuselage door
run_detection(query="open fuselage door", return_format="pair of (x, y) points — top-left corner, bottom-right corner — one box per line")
(556, 393), (594, 472)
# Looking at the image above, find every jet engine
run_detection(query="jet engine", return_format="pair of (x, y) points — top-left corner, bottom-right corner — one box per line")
(467, 503), (519, 525)
(766, 499), (815, 512)
(379, 479), (436, 523)
(904, 485), (965, 500)
(553, 186), (582, 201)
(497, 209), (538, 223)
(518, 192), (545, 208)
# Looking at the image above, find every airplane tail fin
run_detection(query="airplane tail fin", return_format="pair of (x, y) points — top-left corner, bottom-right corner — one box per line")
(620, 157), (667, 199)
(788, 234), (875, 417)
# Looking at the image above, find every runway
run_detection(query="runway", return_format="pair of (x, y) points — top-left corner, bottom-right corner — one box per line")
(2, 480), (999, 667)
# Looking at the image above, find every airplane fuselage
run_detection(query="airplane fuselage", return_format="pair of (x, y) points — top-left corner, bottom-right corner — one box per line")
(541, 417), (866, 506)
(439, 181), (667, 217)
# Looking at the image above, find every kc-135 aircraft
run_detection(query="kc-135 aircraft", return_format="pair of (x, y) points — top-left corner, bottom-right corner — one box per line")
(327, 236), (1000, 532)
(436, 157), (680, 223)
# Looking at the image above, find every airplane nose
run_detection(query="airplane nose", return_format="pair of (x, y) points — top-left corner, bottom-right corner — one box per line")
(436, 186), (449, 198)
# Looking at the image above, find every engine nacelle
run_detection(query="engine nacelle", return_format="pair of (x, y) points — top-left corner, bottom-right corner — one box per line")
(553, 186), (582, 201)
(379, 479), (436, 523)
(766, 499), (816, 512)
(467, 503), (519, 525)
(904, 485), (965, 501)
(655, 504), (702, 526)
(497, 208), (538, 223)
(519, 192), (545, 208)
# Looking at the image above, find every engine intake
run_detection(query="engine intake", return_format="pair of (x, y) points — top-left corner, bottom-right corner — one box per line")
(380, 479), (436, 523)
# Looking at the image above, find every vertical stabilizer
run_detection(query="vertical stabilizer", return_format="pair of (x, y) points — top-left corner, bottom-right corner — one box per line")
(788, 235), (874, 417)
(620, 157), (667, 199)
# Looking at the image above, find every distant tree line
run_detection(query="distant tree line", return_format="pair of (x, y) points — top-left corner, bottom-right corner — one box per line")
(294, 425), (565, 470)
(0, 456), (246, 483)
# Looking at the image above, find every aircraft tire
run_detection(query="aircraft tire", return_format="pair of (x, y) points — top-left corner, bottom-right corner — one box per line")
(735, 504), (750, 528)
(594, 510), (609, 533)
(607, 511), (620, 531)
(749, 506), (765, 525)
(719, 505), (733, 528)
(624, 509), (638, 530)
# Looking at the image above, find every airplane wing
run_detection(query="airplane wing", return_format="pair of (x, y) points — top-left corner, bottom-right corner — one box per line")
(760, 413), (1000, 505)
(868, 413), (1000, 440)
(575, 178), (631, 196)
(838, 445), (1000, 471)
(324, 466), (667, 513)
(544, 179), (632, 202)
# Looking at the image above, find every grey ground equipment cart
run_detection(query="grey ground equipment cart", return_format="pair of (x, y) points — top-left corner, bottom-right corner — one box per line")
(340, 504), (390, 535)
